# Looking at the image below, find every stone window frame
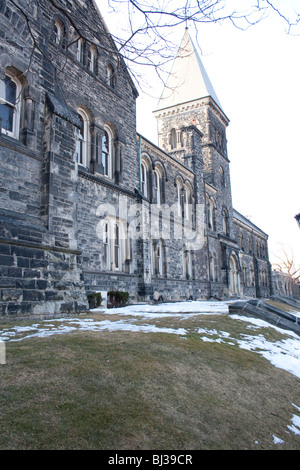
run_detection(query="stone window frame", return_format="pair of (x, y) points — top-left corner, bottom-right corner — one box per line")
(102, 124), (114, 179)
(106, 63), (115, 88)
(151, 238), (164, 277)
(0, 71), (22, 139)
(141, 154), (152, 198)
(206, 195), (216, 231)
(183, 244), (193, 280)
(209, 250), (218, 282)
(53, 18), (65, 46)
(76, 37), (85, 64)
(88, 44), (98, 74)
(101, 216), (129, 272)
(222, 206), (230, 236)
(77, 108), (90, 167)
(219, 165), (225, 187)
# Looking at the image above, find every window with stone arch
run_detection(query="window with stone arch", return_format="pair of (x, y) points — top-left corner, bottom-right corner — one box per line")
(0, 72), (21, 139)
(170, 128), (177, 149)
(102, 218), (128, 272)
(219, 166), (225, 187)
(103, 221), (110, 270)
(176, 176), (183, 217)
(153, 167), (162, 206)
(88, 44), (97, 73)
(183, 244), (192, 280)
(106, 64), (115, 88)
(77, 108), (90, 167)
(141, 156), (150, 198)
(184, 183), (192, 221)
(152, 238), (164, 276)
(207, 196), (216, 230)
(102, 126), (113, 178)
(222, 207), (229, 236)
(209, 251), (218, 282)
(53, 18), (65, 46)
(76, 37), (84, 63)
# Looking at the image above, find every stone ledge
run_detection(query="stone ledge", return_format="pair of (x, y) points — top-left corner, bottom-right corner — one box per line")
(229, 298), (300, 337)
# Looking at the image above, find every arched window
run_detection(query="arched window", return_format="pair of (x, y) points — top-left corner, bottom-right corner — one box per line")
(184, 185), (191, 220)
(0, 73), (21, 138)
(249, 263), (255, 286)
(153, 169), (161, 205)
(183, 245), (192, 280)
(152, 239), (164, 276)
(141, 161), (148, 197)
(103, 222), (110, 269)
(54, 19), (64, 45)
(229, 254), (240, 295)
(207, 197), (215, 230)
(176, 178), (183, 217)
(114, 223), (120, 270)
(222, 208), (229, 236)
(219, 166), (225, 187)
(170, 128), (177, 149)
(88, 45), (97, 73)
(77, 109), (89, 167)
(76, 38), (84, 63)
(106, 64), (115, 87)
(102, 127), (113, 178)
(243, 265), (247, 286)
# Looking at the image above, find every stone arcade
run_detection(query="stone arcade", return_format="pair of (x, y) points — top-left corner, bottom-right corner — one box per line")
(0, 0), (272, 319)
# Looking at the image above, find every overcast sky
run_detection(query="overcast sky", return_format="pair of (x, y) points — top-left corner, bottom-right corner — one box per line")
(99, 1), (300, 271)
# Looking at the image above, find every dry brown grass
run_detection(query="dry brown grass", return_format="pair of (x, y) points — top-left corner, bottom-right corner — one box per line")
(0, 311), (299, 450)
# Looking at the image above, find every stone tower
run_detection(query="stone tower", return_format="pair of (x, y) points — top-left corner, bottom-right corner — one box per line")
(153, 29), (237, 297)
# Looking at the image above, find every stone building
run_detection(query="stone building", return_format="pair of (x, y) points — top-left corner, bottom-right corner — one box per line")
(0, 0), (272, 319)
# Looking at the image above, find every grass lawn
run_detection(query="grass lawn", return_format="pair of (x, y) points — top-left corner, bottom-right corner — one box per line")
(0, 310), (300, 450)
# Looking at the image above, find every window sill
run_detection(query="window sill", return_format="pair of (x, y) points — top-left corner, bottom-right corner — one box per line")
(0, 133), (41, 161)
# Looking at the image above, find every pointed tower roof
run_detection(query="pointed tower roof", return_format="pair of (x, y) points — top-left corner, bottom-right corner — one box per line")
(156, 29), (222, 111)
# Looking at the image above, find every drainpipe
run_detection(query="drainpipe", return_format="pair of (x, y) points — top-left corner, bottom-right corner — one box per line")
(138, 134), (142, 192)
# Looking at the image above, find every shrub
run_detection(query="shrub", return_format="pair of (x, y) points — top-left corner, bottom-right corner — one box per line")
(108, 291), (129, 308)
(87, 292), (102, 308)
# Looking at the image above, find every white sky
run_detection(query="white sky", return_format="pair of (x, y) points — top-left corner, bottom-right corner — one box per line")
(98, 1), (300, 270)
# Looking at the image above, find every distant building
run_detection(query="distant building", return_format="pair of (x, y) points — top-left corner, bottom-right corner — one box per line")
(0, 0), (272, 319)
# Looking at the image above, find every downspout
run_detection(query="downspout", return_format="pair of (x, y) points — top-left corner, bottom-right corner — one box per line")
(139, 134), (142, 192)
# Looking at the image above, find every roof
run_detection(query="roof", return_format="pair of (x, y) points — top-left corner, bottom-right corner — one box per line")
(156, 29), (222, 111)
(233, 209), (268, 238)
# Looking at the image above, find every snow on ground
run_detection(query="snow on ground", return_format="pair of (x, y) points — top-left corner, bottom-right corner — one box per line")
(0, 300), (299, 379)
(0, 299), (299, 443)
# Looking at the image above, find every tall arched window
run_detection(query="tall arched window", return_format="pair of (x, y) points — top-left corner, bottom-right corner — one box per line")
(88, 45), (97, 73)
(176, 179), (183, 217)
(183, 245), (192, 279)
(170, 128), (177, 149)
(222, 208), (229, 236)
(103, 222), (110, 270)
(229, 254), (240, 295)
(153, 169), (161, 205)
(102, 127), (113, 178)
(152, 239), (163, 276)
(141, 161), (148, 197)
(0, 73), (21, 138)
(207, 196), (215, 230)
(114, 223), (120, 270)
(76, 38), (84, 63)
(77, 109), (89, 167)
(106, 64), (115, 87)
(219, 166), (225, 187)
(54, 19), (64, 45)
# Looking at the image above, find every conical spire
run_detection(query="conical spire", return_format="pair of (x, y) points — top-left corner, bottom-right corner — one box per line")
(156, 29), (222, 111)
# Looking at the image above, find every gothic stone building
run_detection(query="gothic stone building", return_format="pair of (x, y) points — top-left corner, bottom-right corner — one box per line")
(0, 0), (272, 319)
